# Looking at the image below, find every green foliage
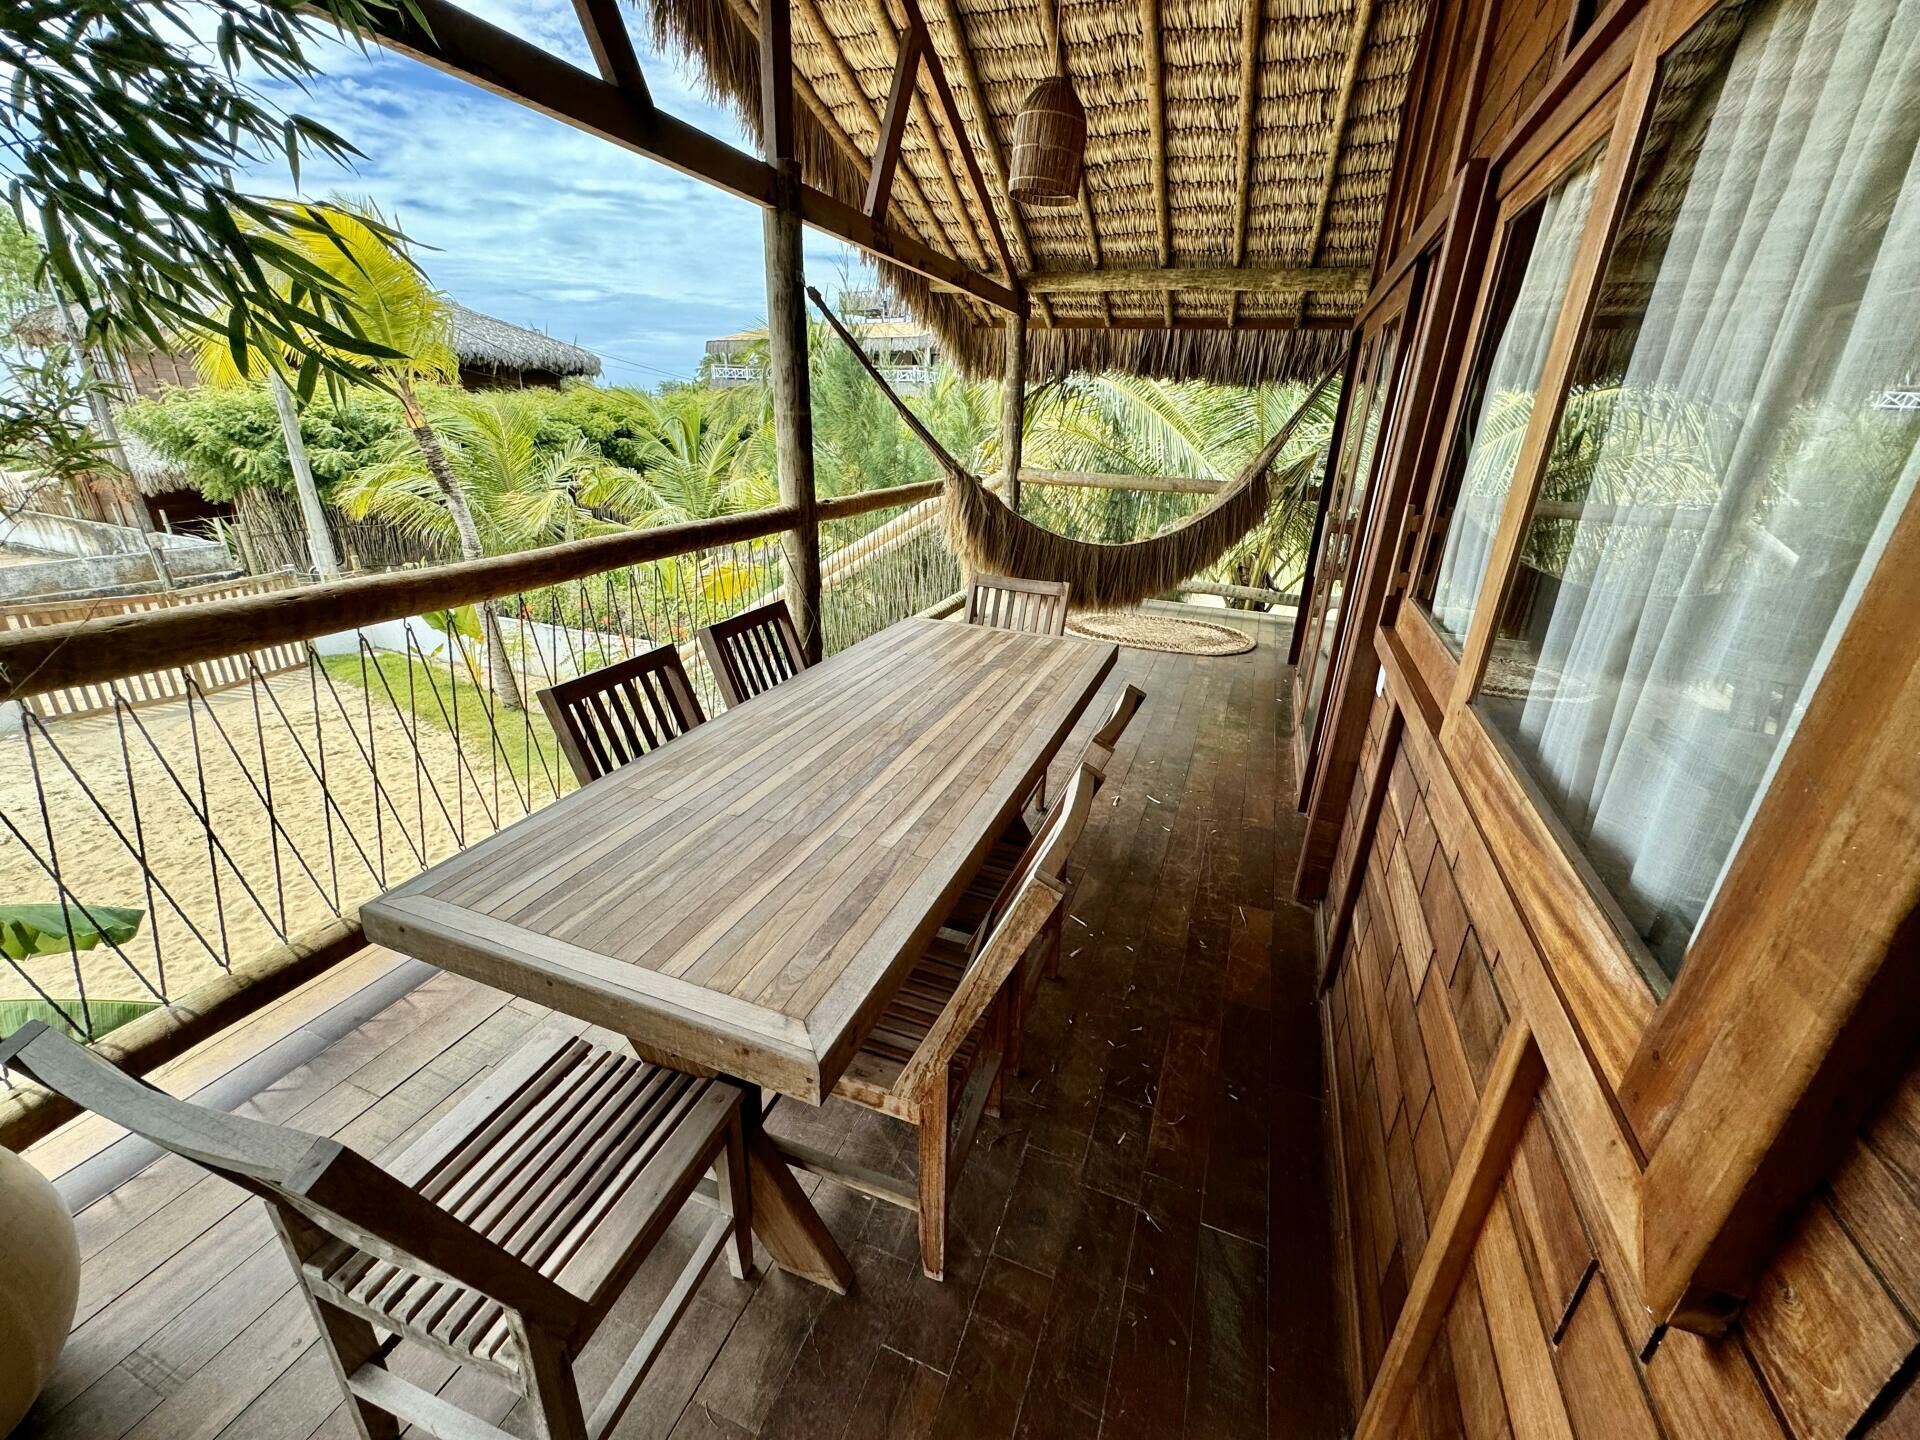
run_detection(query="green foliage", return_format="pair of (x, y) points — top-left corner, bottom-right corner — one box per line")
(1022, 373), (1340, 592)
(0, 998), (162, 1041)
(336, 388), (635, 549)
(0, 902), (144, 962)
(121, 382), (399, 501)
(3, 0), (414, 390)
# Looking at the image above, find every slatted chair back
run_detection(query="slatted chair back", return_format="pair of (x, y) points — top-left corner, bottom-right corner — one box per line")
(697, 599), (808, 707)
(964, 572), (1072, 636)
(1083, 684), (1147, 781)
(0, 1020), (585, 1336)
(537, 644), (706, 785)
(963, 762), (1098, 964)
(2, 1020), (755, 1439)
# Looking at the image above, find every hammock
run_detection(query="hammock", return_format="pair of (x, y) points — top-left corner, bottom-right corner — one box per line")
(806, 286), (1337, 610)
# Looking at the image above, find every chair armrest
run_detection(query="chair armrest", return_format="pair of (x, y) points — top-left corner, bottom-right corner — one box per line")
(296, 1145), (588, 1337)
(896, 875), (1064, 1100)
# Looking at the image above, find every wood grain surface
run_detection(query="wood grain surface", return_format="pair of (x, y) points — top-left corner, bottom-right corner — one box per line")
(365, 619), (1116, 1104)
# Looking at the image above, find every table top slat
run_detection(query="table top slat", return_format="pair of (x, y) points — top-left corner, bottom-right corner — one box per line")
(363, 619), (1116, 1102)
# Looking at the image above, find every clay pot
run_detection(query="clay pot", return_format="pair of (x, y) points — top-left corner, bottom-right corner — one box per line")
(0, 1146), (80, 1431)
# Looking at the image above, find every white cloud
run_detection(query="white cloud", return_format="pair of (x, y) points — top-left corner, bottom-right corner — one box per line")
(230, 0), (871, 386)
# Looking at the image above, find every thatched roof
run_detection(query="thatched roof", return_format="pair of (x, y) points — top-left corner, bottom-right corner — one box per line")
(647, 0), (1429, 385)
(12, 302), (603, 380)
(448, 303), (601, 377)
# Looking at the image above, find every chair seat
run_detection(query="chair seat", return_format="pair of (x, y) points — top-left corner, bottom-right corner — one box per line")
(307, 1034), (737, 1370)
(834, 934), (983, 1115)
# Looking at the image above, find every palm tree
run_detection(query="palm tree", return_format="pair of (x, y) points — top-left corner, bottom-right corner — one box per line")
(270, 200), (522, 708)
(1021, 373), (1339, 596)
(582, 387), (773, 524)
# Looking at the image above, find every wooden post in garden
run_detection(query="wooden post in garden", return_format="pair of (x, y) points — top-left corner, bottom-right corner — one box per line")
(1002, 307), (1027, 514)
(759, 0), (823, 662)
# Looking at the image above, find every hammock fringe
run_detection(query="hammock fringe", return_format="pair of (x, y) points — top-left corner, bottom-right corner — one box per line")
(805, 287), (1338, 609)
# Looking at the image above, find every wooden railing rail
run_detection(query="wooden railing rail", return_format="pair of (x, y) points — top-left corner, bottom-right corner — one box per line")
(0, 505), (800, 702)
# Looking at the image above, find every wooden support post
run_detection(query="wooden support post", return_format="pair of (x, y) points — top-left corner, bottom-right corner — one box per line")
(760, 0), (823, 662)
(1001, 306), (1027, 515)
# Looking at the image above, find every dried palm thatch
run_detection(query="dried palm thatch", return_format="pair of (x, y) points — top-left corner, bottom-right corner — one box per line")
(810, 284), (1335, 607)
(647, 0), (1430, 386)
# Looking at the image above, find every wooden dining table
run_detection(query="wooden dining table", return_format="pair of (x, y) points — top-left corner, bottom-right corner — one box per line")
(362, 616), (1117, 1292)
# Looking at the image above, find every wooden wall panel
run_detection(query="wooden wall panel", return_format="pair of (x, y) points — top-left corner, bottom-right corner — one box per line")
(1320, 683), (1920, 1440)
(1469, 0), (1575, 160)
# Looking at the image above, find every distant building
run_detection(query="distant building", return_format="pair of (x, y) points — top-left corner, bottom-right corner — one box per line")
(12, 301), (602, 533)
(705, 290), (940, 391)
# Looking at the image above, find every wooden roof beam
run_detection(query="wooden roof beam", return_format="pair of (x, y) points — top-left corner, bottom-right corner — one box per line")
(865, 18), (924, 218)
(359, 0), (1019, 312)
(1021, 264), (1369, 295)
(775, 0), (948, 258)
(1227, 0), (1265, 327)
(1138, 0), (1172, 326)
(571, 0), (650, 106)
(919, 0), (1051, 322)
(901, 0), (1020, 290)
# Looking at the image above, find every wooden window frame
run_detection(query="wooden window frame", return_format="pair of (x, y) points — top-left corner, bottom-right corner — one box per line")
(1293, 284), (1420, 793)
(1391, 99), (1621, 711)
(1364, 0), (1920, 1337)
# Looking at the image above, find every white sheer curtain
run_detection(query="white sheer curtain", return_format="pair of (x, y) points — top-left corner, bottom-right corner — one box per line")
(1492, 0), (1920, 975)
(1427, 158), (1603, 646)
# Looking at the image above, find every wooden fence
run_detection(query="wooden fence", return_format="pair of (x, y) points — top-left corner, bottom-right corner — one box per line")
(0, 573), (308, 719)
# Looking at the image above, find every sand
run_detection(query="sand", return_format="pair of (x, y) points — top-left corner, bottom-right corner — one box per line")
(0, 665), (566, 1016)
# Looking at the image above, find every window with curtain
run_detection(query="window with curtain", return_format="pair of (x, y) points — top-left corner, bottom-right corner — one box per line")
(1476, 0), (1920, 983)
(1419, 153), (1605, 649)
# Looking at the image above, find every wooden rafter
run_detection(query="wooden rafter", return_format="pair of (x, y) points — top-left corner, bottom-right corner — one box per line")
(919, 0), (1052, 322)
(1226, 0), (1265, 327)
(901, 0), (1019, 290)
(570, 0), (650, 105)
(1138, 0), (1172, 327)
(1030, 0), (1106, 323)
(785, 0), (951, 256)
(1304, 0), (1377, 271)
(865, 20), (924, 218)
(1023, 264), (1369, 295)
(359, 0), (1018, 311)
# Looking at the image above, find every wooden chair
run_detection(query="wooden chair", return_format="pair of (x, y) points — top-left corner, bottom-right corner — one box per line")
(696, 599), (809, 708)
(780, 765), (1099, 1281)
(0, 1023), (753, 1440)
(950, 684), (1147, 1026)
(537, 644), (706, 786)
(964, 571), (1071, 636)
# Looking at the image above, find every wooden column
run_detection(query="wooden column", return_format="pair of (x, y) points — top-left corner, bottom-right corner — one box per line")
(1001, 307), (1027, 514)
(759, 0), (822, 661)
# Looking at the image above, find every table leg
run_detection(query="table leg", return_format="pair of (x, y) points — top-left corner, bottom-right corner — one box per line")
(740, 1085), (854, 1295)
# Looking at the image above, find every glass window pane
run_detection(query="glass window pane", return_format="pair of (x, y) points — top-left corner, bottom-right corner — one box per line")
(1302, 323), (1401, 744)
(1478, 0), (1920, 983)
(1420, 153), (1605, 649)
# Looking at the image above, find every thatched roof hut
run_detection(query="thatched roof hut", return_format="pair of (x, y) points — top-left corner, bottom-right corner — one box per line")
(648, 0), (1428, 385)
(13, 301), (602, 390)
(446, 303), (602, 385)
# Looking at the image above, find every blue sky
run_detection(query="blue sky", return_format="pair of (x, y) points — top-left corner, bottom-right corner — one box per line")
(241, 0), (865, 386)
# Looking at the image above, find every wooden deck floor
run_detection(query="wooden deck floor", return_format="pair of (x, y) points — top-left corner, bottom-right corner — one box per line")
(13, 609), (1344, 1440)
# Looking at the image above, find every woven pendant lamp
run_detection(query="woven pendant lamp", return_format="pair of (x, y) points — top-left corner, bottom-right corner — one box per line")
(1009, 73), (1086, 205)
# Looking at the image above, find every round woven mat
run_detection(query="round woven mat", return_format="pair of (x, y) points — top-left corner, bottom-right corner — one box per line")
(1067, 610), (1256, 656)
